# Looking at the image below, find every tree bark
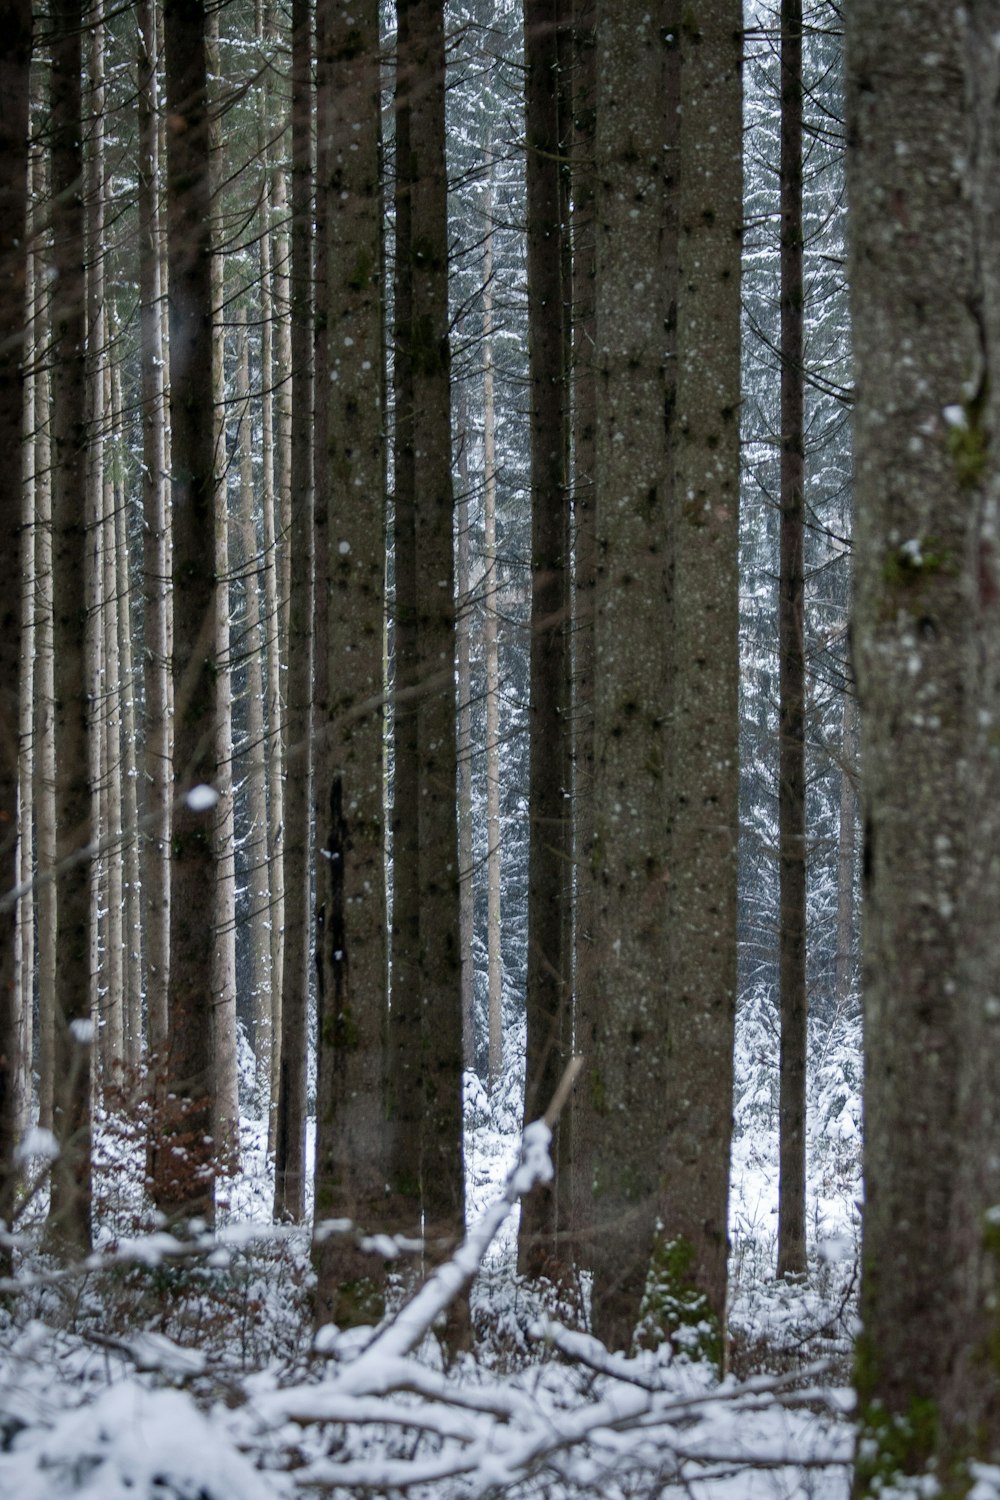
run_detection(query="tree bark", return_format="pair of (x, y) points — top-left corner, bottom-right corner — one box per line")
(158, 0), (219, 1226)
(481, 178), (502, 1094)
(519, 0), (572, 1278)
(48, 0), (94, 1253)
(138, 0), (172, 1062)
(776, 0), (807, 1281)
(312, 0), (391, 1327)
(580, 0), (675, 1351)
(0, 0), (32, 1248)
(846, 0), (981, 1484)
(273, 0), (313, 1224)
(661, 0), (742, 1357)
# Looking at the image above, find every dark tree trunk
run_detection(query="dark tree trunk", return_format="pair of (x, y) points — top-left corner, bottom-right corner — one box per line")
(312, 0), (391, 1328)
(776, 0), (807, 1281)
(157, 0), (218, 1226)
(48, 0), (93, 1255)
(518, 0), (573, 1281)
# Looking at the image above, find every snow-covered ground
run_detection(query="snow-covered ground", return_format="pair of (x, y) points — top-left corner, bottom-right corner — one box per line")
(0, 1048), (861, 1499)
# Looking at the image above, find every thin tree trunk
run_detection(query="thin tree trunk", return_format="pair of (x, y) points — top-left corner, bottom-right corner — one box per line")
(235, 303), (274, 1118)
(566, 0), (597, 1268)
(0, 0), (32, 1244)
(455, 390), (475, 1073)
(32, 137), (56, 1137)
(138, 0), (171, 1060)
(48, 0), (94, 1253)
(111, 358), (143, 1070)
(208, 12), (239, 1179)
(776, 0), (807, 1281)
(834, 688), (857, 1011)
(481, 179), (503, 1096)
(273, 0), (313, 1224)
(519, 0), (572, 1278)
(158, 0), (219, 1225)
(17, 137), (36, 1142)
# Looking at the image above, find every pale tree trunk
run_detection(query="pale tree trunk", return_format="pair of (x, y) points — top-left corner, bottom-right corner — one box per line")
(258, 183), (283, 1142)
(235, 304), (274, 1118)
(313, 0), (390, 1328)
(138, 0), (170, 1060)
(111, 359), (143, 1070)
(579, 0), (675, 1352)
(834, 687), (856, 1013)
(847, 0), (976, 1484)
(264, 23), (290, 1108)
(49, 0), (94, 1253)
(0, 0), (32, 1244)
(208, 13), (239, 1178)
(661, 0), (742, 1357)
(17, 141), (36, 1142)
(158, 0), (218, 1225)
(776, 0), (807, 1281)
(273, 0), (312, 1224)
(481, 178), (503, 1096)
(455, 391), (475, 1073)
(85, 6), (118, 1086)
(32, 138), (56, 1136)
(519, 0), (573, 1279)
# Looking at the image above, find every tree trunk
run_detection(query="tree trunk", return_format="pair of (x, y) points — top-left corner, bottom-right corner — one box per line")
(0, 0), (32, 1246)
(519, 0), (572, 1278)
(208, 12), (239, 1180)
(579, 0), (675, 1352)
(48, 0), (94, 1254)
(481, 179), (502, 1094)
(158, 0), (218, 1226)
(111, 358), (143, 1071)
(273, 0), (313, 1224)
(846, 0), (980, 1484)
(834, 687), (856, 1013)
(235, 303), (273, 1117)
(455, 390), (475, 1073)
(566, 0), (597, 1268)
(661, 0), (742, 1358)
(776, 0), (807, 1281)
(313, 0), (390, 1328)
(138, 0), (171, 1062)
(402, 0), (465, 1273)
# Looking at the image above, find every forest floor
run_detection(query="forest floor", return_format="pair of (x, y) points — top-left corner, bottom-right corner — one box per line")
(0, 1026), (862, 1498)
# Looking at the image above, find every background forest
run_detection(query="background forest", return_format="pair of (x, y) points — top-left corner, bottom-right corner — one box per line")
(0, 0), (996, 1494)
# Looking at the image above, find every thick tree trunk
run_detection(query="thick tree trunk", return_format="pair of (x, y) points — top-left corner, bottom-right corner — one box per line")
(519, 0), (572, 1278)
(776, 0), (807, 1281)
(158, 0), (219, 1226)
(313, 0), (390, 1328)
(846, 2), (981, 1485)
(661, 0), (742, 1356)
(0, 0), (32, 1246)
(834, 687), (856, 1012)
(455, 392), (475, 1073)
(581, 0), (675, 1351)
